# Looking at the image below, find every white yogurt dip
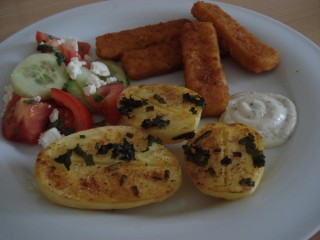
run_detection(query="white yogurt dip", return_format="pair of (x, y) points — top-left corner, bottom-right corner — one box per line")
(220, 92), (297, 148)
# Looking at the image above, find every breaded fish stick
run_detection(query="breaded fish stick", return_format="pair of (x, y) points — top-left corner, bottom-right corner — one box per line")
(96, 19), (191, 60)
(192, 1), (280, 73)
(121, 39), (182, 80)
(181, 22), (229, 117)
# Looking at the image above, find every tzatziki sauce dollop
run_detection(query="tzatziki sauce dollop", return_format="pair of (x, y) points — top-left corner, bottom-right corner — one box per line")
(220, 92), (297, 148)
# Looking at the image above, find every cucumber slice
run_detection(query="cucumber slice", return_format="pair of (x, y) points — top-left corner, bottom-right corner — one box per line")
(64, 81), (93, 111)
(73, 61), (129, 88)
(10, 53), (69, 99)
(101, 60), (129, 87)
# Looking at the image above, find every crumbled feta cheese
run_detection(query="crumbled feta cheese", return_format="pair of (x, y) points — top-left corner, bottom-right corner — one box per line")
(106, 76), (118, 84)
(56, 39), (65, 45)
(83, 85), (97, 96)
(66, 57), (86, 80)
(63, 36), (78, 52)
(90, 61), (110, 77)
(33, 96), (41, 102)
(49, 108), (59, 123)
(87, 73), (107, 88)
(38, 127), (63, 148)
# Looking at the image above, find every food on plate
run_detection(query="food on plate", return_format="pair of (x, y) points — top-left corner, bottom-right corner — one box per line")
(182, 122), (265, 200)
(181, 21), (229, 117)
(1, 31), (128, 145)
(34, 125), (181, 209)
(96, 19), (191, 60)
(117, 84), (205, 144)
(2, 92), (53, 144)
(100, 60), (129, 87)
(2, 87), (94, 145)
(10, 53), (69, 99)
(121, 39), (183, 80)
(191, 1), (280, 73)
(220, 92), (297, 148)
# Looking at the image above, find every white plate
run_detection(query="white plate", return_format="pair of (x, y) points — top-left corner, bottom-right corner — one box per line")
(1, 0), (320, 239)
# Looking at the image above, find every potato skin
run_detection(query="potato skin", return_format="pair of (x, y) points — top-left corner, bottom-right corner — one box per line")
(183, 122), (265, 200)
(117, 84), (205, 144)
(34, 126), (181, 209)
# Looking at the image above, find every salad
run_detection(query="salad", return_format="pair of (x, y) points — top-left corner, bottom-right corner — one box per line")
(1, 31), (128, 147)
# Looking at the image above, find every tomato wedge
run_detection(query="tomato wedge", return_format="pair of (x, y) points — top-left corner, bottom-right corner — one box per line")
(101, 84), (125, 125)
(78, 42), (91, 58)
(2, 94), (52, 144)
(50, 88), (93, 131)
(84, 83), (124, 125)
(57, 44), (78, 64)
(36, 31), (57, 44)
(35, 31), (91, 65)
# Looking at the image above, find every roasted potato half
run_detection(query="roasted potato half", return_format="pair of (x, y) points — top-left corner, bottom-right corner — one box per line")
(183, 122), (265, 200)
(117, 84), (205, 144)
(34, 126), (181, 209)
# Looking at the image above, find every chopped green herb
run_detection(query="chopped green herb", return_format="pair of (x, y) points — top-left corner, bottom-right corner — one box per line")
(47, 118), (75, 136)
(182, 144), (210, 166)
(79, 135), (86, 139)
(92, 93), (103, 102)
(141, 115), (170, 129)
(189, 107), (198, 115)
(239, 178), (255, 187)
(253, 153), (266, 168)
(153, 94), (166, 104)
(118, 96), (148, 117)
(183, 93), (206, 109)
(193, 130), (213, 144)
(239, 134), (257, 155)
(220, 156), (232, 166)
(23, 99), (38, 104)
(97, 143), (114, 154)
(36, 44), (65, 65)
(98, 139), (135, 161)
(111, 138), (135, 161)
(239, 133), (266, 168)
(73, 144), (95, 166)
(54, 149), (73, 171)
(142, 134), (163, 152)
(172, 131), (195, 141)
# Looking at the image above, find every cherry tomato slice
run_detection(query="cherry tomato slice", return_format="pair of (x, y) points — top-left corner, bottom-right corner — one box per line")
(2, 94), (52, 144)
(50, 88), (93, 131)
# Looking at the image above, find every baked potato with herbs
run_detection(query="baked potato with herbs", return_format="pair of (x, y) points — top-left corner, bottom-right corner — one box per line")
(34, 126), (181, 209)
(117, 84), (205, 144)
(183, 122), (265, 200)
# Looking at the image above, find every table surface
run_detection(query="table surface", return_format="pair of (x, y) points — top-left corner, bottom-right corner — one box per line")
(0, 0), (319, 239)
